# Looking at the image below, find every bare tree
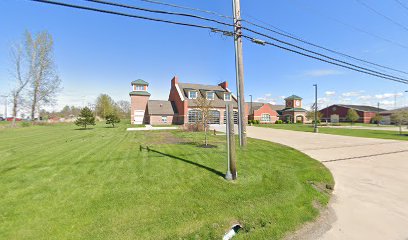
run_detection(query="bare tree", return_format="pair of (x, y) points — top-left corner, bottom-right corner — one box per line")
(116, 100), (131, 119)
(10, 43), (30, 127)
(391, 110), (408, 135)
(194, 96), (213, 146)
(26, 31), (61, 120)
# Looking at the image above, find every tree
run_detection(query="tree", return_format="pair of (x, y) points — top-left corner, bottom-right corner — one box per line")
(116, 100), (131, 119)
(391, 110), (408, 135)
(371, 113), (383, 126)
(194, 96), (213, 146)
(26, 31), (61, 120)
(105, 111), (121, 128)
(95, 94), (115, 118)
(346, 108), (359, 126)
(9, 40), (30, 127)
(306, 109), (323, 123)
(75, 107), (95, 129)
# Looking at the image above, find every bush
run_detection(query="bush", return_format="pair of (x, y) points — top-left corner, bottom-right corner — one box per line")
(311, 120), (321, 124)
(21, 121), (30, 127)
(248, 120), (254, 124)
(275, 120), (283, 124)
(254, 120), (260, 124)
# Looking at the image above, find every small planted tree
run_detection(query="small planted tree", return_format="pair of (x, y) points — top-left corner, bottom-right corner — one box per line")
(194, 96), (213, 146)
(75, 107), (95, 129)
(371, 113), (383, 126)
(391, 110), (408, 135)
(105, 111), (120, 128)
(306, 109), (323, 124)
(346, 108), (359, 126)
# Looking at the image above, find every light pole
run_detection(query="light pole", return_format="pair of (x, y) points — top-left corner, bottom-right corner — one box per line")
(313, 84), (318, 133)
(249, 94), (253, 118)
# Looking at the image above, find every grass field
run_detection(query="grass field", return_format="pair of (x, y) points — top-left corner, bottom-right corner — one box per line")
(0, 122), (333, 239)
(256, 123), (408, 141)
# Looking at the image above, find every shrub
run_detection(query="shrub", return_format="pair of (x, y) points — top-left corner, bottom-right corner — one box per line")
(275, 120), (283, 124)
(311, 120), (321, 124)
(254, 120), (260, 124)
(75, 107), (96, 129)
(21, 121), (30, 127)
(105, 112), (120, 128)
(248, 120), (254, 124)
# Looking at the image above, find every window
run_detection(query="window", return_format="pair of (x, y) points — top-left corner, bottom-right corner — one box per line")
(189, 91), (197, 99)
(206, 92), (215, 100)
(223, 110), (238, 124)
(135, 85), (144, 91)
(188, 109), (202, 123)
(161, 116), (167, 123)
(224, 93), (231, 101)
(208, 110), (220, 124)
(261, 113), (271, 122)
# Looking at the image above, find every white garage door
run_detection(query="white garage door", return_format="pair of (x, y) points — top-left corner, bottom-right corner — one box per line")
(134, 110), (145, 124)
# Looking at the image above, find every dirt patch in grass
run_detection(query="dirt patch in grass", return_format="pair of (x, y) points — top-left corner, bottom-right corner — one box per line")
(143, 131), (189, 145)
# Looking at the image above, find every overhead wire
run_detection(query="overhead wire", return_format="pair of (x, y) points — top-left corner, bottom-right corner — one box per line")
(30, 0), (408, 84)
(355, 0), (408, 32)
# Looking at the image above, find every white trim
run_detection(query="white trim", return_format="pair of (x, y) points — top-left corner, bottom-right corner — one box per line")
(225, 88), (237, 101)
(175, 84), (185, 101)
(188, 90), (198, 99)
(206, 91), (215, 100)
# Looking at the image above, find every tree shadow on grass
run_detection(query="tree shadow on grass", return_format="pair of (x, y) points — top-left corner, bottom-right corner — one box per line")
(74, 128), (94, 130)
(149, 148), (224, 178)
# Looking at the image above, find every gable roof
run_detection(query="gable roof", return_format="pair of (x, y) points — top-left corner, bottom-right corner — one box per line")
(246, 102), (285, 111)
(131, 79), (149, 86)
(285, 95), (302, 100)
(178, 82), (238, 108)
(147, 100), (176, 115)
(336, 104), (386, 112)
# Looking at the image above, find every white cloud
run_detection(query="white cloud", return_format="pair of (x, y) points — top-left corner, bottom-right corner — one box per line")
(325, 91), (336, 97)
(375, 93), (403, 99)
(303, 69), (343, 77)
(342, 91), (363, 97)
(358, 95), (372, 100)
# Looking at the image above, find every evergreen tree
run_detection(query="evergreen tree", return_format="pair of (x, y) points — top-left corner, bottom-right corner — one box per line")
(75, 107), (95, 129)
(346, 108), (359, 126)
(105, 112), (120, 128)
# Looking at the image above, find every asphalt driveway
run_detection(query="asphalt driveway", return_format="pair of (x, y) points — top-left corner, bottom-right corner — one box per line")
(212, 125), (408, 239)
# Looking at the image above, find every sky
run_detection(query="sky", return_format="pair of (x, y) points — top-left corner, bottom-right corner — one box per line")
(1, 0), (408, 117)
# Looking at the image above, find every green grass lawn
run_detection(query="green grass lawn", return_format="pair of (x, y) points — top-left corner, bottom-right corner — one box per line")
(0, 122), (333, 239)
(256, 124), (408, 141)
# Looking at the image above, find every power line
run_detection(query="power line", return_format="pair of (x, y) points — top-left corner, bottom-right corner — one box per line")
(289, 0), (408, 50)
(138, 0), (233, 19)
(138, 0), (408, 75)
(242, 35), (408, 84)
(241, 15), (408, 76)
(30, 0), (408, 84)
(355, 0), (408, 32)
(393, 0), (408, 13)
(243, 27), (408, 83)
(84, 0), (234, 27)
(31, 0), (221, 30)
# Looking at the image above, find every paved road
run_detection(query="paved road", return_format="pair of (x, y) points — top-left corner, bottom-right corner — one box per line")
(212, 125), (408, 240)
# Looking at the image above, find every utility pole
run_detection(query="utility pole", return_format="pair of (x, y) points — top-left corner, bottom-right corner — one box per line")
(313, 84), (318, 133)
(232, 0), (246, 147)
(225, 104), (237, 180)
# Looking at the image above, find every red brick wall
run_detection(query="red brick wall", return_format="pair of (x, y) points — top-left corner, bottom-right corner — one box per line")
(168, 76), (186, 124)
(319, 105), (377, 123)
(130, 95), (149, 124)
(253, 104), (279, 123)
(149, 115), (174, 125)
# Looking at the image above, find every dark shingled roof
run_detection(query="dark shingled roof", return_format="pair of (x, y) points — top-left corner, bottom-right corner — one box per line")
(285, 95), (302, 100)
(129, 91), (151, 96)
(147, 100), (176, 115)
(281, 107), (307, 112)
(178, 82), (238, 108)
(337, 104), (386, 112)
(131, 79), (149, 86)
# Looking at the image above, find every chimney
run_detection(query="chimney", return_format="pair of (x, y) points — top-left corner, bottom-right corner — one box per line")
(219, 81), (228, 89)
(171, 75), (179, 86)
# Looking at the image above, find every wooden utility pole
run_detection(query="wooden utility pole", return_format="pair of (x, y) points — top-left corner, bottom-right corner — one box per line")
(226, 104), (237, 180)
(232, 0), (247, 147)
(313, 84), (318, 133)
